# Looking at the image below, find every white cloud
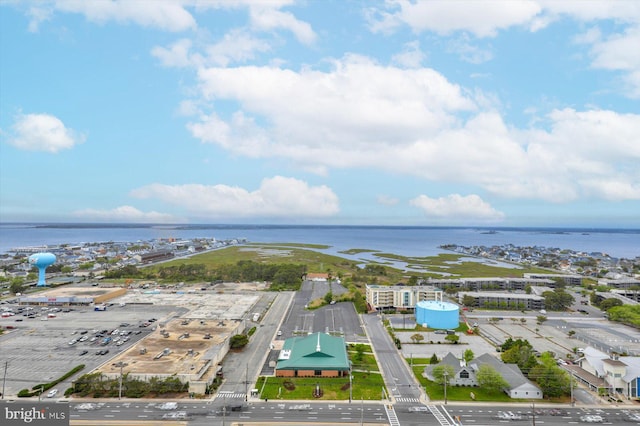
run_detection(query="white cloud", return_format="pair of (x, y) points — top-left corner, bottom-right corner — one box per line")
(53, 0), (197, 32)
(410, 194), (505, 222)
(587, 26), (640, 98)
(8, 113), (85, 153)
(130, 176), (339, 219)
(187, 58), (640, 203)
(26, 5), (53, 32)
(368, 0), (640, 37)
(204, 28), (272, 66)
(368, 1), (640, 97)
(249, 3), (316, 44)
(377, 195), (399, 206)
(73, 206), (180, 223)
(151, 38), (199, 68)
(446, 35), (493, 64)
(151, 30), (271, 68)
(367, 0), (541, 37)
(391, 41), (425, 68)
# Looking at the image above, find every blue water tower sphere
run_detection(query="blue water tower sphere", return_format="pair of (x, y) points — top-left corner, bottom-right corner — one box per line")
(28, 252), (56, 287)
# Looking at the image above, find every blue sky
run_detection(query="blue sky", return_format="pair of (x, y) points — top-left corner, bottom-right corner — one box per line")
(1, 0), (639, 227)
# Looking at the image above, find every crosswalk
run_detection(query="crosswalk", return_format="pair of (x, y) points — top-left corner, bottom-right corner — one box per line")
(395, 397), (421, 403)
(428, 404), (455, 426)
(214, 391), (246, 400)
(384, 404), (401, 426)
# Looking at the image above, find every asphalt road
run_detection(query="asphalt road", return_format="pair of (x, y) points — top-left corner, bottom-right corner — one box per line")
(362, 312), (423, 404)
(68, 399), (389, 425)
(66, 400), (640, 425)
(217, 291), (291, 396)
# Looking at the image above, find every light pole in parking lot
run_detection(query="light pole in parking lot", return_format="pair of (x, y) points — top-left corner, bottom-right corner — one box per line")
(115, 361), (128, 400)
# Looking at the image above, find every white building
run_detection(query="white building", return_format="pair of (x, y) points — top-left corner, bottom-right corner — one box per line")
(365, 284), (443, 311)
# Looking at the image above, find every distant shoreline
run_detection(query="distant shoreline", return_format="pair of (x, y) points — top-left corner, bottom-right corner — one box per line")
(1, 222), (639, 232)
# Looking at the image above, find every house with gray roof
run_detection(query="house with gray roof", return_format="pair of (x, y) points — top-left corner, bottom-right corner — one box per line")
(275, 332), (350, 378)
(424, 352), (543, 399)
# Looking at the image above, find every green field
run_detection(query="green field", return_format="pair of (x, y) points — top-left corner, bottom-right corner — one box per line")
(147, 243), (552, 283)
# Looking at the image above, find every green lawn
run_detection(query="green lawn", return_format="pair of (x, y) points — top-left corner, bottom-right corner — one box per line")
(349, 353), (379, 373)
(412, 366), (512, 402)
(256, 372), (385, 401)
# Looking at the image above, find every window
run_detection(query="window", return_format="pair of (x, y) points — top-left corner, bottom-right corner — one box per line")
(460, 370), (469, 379)
(315, 370), (321, 376)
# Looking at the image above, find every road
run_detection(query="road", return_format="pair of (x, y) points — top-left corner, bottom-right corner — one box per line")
(67, 399), (640, 425)
(362, 312), (423, 404)
(68, 399), (388, 425)
(216, 291), (293, 397)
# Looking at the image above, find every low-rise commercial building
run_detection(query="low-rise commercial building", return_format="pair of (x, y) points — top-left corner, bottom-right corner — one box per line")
(275, 332), (349, 378)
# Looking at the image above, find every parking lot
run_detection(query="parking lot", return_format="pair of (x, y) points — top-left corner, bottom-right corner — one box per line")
(0, 302), (175, 397)
(395, 310), (640, 363)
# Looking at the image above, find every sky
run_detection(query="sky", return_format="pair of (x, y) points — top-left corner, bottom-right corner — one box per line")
(1, 0), (639, 228)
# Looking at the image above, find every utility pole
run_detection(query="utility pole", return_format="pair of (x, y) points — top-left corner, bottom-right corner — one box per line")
(443, 370), (448, 405)
(245, 363), (248, 401)
(360, 397), (364, 425)
(349, 367), (353, 403)
(1, 361), (7, 400)
(570, 373), (575, 407)
(531, 401), (536, 426)
(115, 362), (128, 400)
(222, 393), (226, 426)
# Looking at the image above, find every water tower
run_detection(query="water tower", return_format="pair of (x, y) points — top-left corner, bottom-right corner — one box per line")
(28, 252), (56, 287)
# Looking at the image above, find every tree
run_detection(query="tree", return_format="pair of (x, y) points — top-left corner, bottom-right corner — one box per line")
(529, 363), (570, 397)
(323, 291), (333, 304)
(500, 339), (538, 375)
(567, 330), (576, 338)
(599, 298), (623, 311)
(536, 315), (547, 325)
(445, 334), (459, 344)
(229, 334), (249, 349)
(431, 365), (455, 385)
(429, 353), (439, 364)
(461, 295), (476, 307)
(410, 333), (424, 344)
(476, 365), (509, 392)
(543, 288), (574, 311)
(463, 349), (474, 363)
(9, 279), (25, 295)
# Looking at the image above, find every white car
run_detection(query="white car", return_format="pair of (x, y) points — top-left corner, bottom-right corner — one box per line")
(162, 411), (187, 419)
(580, 415), (604, 423)
(158, 402), (178, 410)
(47, 389), (58, 398)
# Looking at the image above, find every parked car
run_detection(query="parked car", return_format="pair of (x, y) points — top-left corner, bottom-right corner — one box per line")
(47, 389), (58, 398)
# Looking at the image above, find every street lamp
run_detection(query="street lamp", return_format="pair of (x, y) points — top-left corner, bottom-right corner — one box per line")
(443, 370), (448, 405)
(114, 361), (128, 400)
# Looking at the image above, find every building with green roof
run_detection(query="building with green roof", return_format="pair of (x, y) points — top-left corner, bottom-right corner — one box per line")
(275, 332), (350, 378)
